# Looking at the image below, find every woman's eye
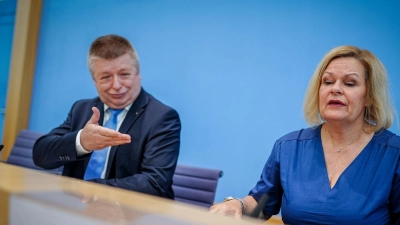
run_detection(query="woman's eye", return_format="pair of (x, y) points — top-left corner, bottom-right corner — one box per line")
(324, 81), (333, 85)
(346, 82), (355, 87)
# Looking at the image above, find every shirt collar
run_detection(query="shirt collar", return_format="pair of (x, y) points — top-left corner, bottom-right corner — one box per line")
(103, 103), (132, 113)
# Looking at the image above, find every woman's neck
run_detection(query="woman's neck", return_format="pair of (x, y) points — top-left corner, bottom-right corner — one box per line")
(322, 121), (367, 152)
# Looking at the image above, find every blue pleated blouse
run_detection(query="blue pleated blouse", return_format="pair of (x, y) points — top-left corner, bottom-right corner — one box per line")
(250, 125), (400, 225)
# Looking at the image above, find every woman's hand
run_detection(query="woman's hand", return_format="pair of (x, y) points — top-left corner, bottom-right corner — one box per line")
(209, 199), (243, 219)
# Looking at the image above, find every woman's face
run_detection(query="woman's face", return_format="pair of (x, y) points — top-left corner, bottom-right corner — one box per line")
(319, 57), (368, 125)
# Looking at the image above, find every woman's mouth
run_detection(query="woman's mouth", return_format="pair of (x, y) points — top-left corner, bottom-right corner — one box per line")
(328, 100), (345, 106)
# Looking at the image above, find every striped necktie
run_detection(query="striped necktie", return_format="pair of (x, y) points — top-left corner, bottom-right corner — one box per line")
(84, 108), (123, 180)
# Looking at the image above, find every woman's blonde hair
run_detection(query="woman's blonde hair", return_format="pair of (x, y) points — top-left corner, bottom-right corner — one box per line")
(303, 45), (395, 132)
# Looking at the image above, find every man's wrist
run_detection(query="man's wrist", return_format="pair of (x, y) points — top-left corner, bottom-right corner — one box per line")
(223, 196), (245, 212)
(76, 129), (92, 155)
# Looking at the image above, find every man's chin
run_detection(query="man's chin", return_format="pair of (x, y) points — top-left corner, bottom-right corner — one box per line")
(106, 101), (129, 109)
(104, 96), (135, 108)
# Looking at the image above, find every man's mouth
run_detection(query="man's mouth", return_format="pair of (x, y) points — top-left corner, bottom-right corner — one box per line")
(110, 93), (125, 98)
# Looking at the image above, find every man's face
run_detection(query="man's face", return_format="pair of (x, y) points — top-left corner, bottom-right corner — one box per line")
(92, 53), (141, 109)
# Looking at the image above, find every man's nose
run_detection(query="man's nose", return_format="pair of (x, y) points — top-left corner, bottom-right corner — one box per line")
(112, 75), (122, 89)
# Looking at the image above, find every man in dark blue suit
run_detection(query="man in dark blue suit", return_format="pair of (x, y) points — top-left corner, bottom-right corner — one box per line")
(33, 34), (181, 199)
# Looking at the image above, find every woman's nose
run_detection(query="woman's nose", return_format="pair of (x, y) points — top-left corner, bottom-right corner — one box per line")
(331, 82), (343, 95)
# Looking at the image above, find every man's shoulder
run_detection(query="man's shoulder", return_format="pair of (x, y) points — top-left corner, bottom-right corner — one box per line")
(143, 91), (178, 114)
(72, 97), (102, 108)
(138, 90), (181, 128)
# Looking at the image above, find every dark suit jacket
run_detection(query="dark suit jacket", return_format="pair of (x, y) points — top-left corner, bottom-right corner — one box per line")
(33, 89), (181, 199)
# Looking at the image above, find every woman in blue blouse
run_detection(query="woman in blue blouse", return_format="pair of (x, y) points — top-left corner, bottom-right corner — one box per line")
(210, 46), (400, 224)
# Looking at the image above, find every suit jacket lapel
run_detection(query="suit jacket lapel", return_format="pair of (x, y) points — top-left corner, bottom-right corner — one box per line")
(105, 88), (149, 178)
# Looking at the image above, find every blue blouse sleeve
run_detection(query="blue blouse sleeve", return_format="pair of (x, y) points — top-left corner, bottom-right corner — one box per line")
(249, 140), (283, 216)
(390, 159), (400, 224)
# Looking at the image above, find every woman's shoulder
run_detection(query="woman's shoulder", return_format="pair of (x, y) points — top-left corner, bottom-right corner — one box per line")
(374, 129), (400, 149)
(276, 125), (321, 143)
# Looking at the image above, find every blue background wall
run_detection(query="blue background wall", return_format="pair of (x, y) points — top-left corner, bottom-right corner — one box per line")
(28, 0), (400, 202)
(0, 0), (17, 144)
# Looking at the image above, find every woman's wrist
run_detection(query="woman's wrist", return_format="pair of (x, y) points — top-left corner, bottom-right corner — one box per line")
(223, 196), (245, 212)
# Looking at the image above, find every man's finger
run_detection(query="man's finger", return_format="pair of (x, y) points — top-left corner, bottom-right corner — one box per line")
(108, 139), (131, 146)
(87, 107), (101, 125)
(98, 127), (122, 138)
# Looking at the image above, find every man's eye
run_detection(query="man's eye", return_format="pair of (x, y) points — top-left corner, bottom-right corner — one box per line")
(101, 75), (111, 80)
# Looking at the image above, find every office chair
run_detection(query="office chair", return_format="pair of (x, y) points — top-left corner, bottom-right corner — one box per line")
(6, 129), (63, 175)
(172, 164), (223, 208)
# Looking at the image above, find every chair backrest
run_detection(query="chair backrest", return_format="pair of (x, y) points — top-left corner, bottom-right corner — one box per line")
(6, 129), (63, 175)
(172, 164), (223, 208)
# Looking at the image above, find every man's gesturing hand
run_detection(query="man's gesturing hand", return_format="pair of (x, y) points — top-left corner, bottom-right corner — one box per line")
(80, 107), (131, 151)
